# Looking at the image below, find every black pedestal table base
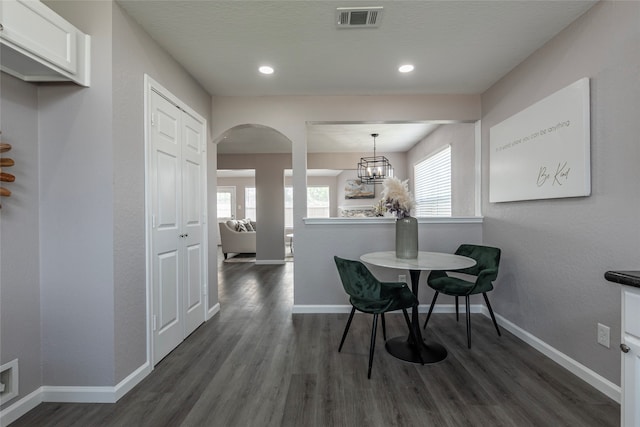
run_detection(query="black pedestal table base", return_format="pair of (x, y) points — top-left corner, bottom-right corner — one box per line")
(385, 336), (447, 364)
(389, 268), (447, 364)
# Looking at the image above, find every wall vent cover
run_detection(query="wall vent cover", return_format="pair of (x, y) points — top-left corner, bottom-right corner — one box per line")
(336, 7), (383, 28)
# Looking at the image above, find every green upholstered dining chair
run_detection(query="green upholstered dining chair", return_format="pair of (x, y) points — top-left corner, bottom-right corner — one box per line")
(422, 244), (502, 349)
(334, 256), (420, 379)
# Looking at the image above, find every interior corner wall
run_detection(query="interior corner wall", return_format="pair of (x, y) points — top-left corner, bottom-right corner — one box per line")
(481, 1), (640, 385)
(112, 2), (213, 382)
(39, 0), (116, 386)
(0, 74), (42, 409)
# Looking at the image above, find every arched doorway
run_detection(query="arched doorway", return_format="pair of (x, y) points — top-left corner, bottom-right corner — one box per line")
(214, 124), (293, 264)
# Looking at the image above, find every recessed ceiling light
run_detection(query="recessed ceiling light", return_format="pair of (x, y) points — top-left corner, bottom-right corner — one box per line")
(259, 66), (274, 75)
(398, 64), (414, 73)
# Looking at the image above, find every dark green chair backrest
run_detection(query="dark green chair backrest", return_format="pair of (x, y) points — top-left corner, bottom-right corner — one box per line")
(453, 244), (501, 293)
(334, 256), (381, 300)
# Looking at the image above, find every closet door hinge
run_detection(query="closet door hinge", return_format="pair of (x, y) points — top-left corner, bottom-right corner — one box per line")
(151, 113), (156, 126)
(202, 283), (208, 297)
(153, 315), (157, 331)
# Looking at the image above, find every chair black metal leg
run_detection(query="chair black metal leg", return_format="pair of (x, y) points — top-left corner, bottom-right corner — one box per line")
(368, 314), (379, 379)
(423, 291), (439, 329)
(403, 308), (424, 365)
(455, 296), (459, 322)
(339, 307), (356, 352)
(381, 312), (387, 341)
(465, 295), (471, 349)
(483, 293), (501, 337)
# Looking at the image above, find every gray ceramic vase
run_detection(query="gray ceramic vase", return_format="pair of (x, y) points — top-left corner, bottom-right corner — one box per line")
(395, 216), (418, 259)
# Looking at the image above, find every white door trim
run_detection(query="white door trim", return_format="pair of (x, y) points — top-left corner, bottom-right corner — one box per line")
(144, 74), (208, 368)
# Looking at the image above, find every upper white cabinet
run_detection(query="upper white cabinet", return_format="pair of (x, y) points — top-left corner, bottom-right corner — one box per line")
(0, 0), (90, 86)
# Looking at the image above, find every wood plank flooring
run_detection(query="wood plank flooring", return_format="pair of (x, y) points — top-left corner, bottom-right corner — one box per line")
(12, 254), (619, 426)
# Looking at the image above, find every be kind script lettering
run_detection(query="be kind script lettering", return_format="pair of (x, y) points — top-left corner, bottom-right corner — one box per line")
(537, 162), (570, 187)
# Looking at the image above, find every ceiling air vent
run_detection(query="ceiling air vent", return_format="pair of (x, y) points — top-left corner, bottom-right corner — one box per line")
(336, 7), (383, 28)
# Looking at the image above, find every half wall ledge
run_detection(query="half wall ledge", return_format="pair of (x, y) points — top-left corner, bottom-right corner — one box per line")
(303, 216), (483, 225)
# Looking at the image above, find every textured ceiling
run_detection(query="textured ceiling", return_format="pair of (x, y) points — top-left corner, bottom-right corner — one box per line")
(118, 0), (595, 97)
(117, 0), (596, 154)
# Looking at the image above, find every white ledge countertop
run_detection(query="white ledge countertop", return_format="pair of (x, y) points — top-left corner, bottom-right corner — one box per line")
(303, 216), (483, 225)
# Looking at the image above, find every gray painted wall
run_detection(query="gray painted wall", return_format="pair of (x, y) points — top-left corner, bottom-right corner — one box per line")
(256, 160), (287, 262)
(0, 75), (41, 408)
(39, 0), (116, 387)
(481, 1), (640, 385)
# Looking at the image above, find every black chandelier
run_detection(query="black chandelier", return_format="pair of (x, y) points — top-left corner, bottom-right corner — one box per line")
(357, 133), (393, 184)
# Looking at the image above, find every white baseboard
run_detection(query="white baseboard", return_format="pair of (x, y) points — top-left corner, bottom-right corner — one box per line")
(0, 361), (152, 426)
(292, 303), (484, 314)
(255, 260), (285, 265)
(40, 385), (116, 403)
(418, 303), (484, 314)
(292, 304), (352, 313)
(207, 302), (221, 320)
(114, 362), (151, 402)
(0, 387), (43, 427)
(479, 307), (621, 403)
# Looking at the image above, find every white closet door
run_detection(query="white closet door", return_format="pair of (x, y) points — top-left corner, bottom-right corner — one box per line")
(181, 110), (206, 336)
(150, 90), (183, 363)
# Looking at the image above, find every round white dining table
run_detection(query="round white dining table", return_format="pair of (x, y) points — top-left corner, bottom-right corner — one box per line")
(360, 251), (476, 364)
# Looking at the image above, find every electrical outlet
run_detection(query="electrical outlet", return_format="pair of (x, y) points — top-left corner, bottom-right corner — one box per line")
(597, 323), (610, 348)
(398, 274), (406, 283)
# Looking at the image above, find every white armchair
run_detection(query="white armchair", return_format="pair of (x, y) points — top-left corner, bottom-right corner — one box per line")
(219, 221), (256, 259)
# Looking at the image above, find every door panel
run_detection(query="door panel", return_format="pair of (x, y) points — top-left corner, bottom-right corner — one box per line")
(622, 334), (640, 426)
(155, 251), (181, 361)
(186, 244), (202, 312)
(183, 159), (201, 226)
(158, 251), (179, 331)
(184, 120), (202, 153)
(151, 90), (183, 363)
(182, 111), (205, 336)
(156, 151), (179, 229)
(149, 83), (207, 365)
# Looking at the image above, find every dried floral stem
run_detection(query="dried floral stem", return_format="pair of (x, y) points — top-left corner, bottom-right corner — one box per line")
(381, 177), (415, 219)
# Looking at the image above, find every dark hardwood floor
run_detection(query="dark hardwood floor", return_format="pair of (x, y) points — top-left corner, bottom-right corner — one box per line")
(12, 251), (619, 426)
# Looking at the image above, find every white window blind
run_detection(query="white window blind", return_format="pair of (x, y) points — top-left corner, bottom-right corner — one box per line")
(414, 145), (451, 217)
